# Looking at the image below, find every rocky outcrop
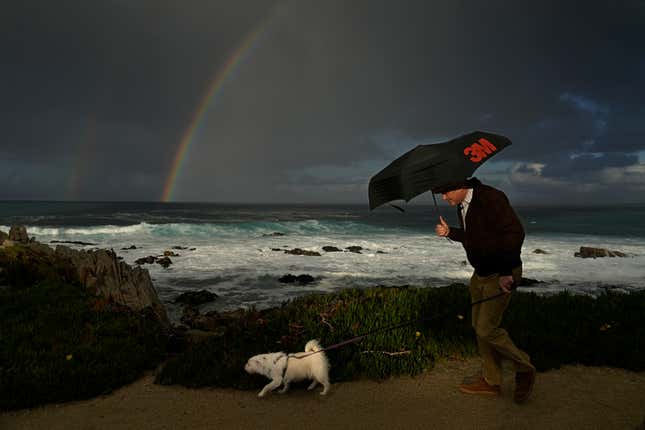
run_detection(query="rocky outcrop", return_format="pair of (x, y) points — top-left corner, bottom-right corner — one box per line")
(574, 246), (627, 258)
(156, 256), (173, 268)
(173, 290), (218, 306)
(136, 256), (157, 265)
(533, 249), (549, 254)
(284, 248), (321, 257)
(322, 246), (342, 252)
(9, 225), (29, 243)
(54, 246), (169, 325)
(51, 240), (97, 246)
(519, 277), (543, 286)
(278, 274), (315, 285)
(172, 246), (196, 251)
(346, 246), (363, 254)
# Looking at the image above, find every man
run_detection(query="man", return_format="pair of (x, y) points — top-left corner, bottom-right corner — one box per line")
(434, 177), (536, 403)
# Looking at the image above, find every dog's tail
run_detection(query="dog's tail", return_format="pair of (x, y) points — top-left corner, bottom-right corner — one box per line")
(305, 339), (323, 353)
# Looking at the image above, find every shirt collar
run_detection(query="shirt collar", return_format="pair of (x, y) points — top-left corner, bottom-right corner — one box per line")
(462, 188), (473, 207)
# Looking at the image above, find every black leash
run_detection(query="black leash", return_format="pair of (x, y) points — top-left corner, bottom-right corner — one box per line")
(292, 283), (517, 359)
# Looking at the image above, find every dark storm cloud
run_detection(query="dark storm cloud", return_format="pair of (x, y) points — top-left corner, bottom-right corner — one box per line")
(1, 0), (644, 203)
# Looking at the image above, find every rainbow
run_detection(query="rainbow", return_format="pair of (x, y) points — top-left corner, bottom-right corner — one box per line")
(162, 8), (282, 202)
(67, 114), (96, 200)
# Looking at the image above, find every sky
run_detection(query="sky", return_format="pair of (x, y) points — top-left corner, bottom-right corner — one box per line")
(1, 0), (644, 205)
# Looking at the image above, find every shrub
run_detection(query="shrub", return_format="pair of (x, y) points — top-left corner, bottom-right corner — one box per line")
(156, 285), (645, 390)
(0, 281), (168, 411)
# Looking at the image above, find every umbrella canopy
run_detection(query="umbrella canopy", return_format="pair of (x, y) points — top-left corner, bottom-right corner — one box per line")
(368, 131), (512, 210)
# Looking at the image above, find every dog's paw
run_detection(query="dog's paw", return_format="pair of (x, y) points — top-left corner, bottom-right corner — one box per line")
(257, 391), (266, 398)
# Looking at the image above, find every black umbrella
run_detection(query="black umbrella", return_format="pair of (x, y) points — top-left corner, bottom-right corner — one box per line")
(368, 131), (512, 210)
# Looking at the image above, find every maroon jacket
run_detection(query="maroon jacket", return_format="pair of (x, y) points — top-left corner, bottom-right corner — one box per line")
(447, 179), (524, 276)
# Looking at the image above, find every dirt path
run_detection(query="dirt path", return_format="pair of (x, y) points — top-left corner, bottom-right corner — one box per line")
(2, 359), (644, 430)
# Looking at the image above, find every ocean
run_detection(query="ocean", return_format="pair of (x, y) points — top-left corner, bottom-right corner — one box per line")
(2, 201), (644, 322)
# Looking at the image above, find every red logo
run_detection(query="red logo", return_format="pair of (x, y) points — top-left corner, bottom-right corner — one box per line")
(464, 138), (497, 163)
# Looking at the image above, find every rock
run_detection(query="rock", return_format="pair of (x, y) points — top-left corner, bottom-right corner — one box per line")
(156, 256), (172, 268)
(279, 274), (297, 283)
(271, 248), (282, 251)
(346, 246), (363, 254)
(322, 246), (342, 252)
(135, 256), (157, 265)
(376, 250), (387, 254)
(518, 277), (543, 286)
(296, 274), (315, 284)
(533, 249), (548, 254)
(163, 250), (180, 257)
(54, 246), (169, 325)
(574, 246), (628, 258)
(262, 232), (285, 237)
(173, 290), (218, 306)
(284, 248), (321, 257)
(121, 245), (137, 250)
(0, 230), (7, 245)
(279, 274), (315, 285)
(461, 260), (468, 266)
(9, 225), (29, 243)
(51, 240), (98, 246)
(172, 246), (188, 250)
(1, 239), (16, 248)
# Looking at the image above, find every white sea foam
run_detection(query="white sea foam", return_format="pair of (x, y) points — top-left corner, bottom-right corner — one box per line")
(8, 222), (645, 320)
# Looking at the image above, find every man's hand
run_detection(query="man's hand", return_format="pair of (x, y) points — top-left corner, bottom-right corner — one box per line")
(435, 216), (450, 237)
(499, 275), (514, 293)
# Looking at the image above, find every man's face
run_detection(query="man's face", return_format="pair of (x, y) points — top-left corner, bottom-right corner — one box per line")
(441, 188), (468, 206)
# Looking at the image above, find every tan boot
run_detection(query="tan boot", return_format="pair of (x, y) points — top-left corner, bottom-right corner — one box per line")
(459, 377), (500, 396)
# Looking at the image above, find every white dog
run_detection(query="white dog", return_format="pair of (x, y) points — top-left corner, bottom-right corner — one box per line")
(244, 339), (330, 397)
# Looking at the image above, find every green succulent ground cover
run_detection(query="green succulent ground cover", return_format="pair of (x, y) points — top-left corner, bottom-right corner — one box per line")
(157, 285), (645, 390)
(2, 245), (643, 407)
(0, 248), (168, 411)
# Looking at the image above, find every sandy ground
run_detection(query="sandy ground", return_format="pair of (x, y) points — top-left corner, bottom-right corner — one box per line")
(2, 358), (644, 430)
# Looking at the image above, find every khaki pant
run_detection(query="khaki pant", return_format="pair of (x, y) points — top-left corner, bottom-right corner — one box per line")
(470, 266), (534, 385)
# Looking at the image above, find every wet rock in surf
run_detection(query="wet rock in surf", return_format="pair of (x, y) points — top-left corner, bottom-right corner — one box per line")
(173, 289), (218, 306)
(51, 240), (98, 246)
(284, 248), (321, 257)
(156, 256), (173, 268)
(322, 246), (342, 252)
(574, 246), (627, 258)
(279, 274), (315, 285)
(533, 249), (548, 254)
(519, 277), (543, 286)
(345, 246), (363, 254)
(135, 256), (157, 265)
